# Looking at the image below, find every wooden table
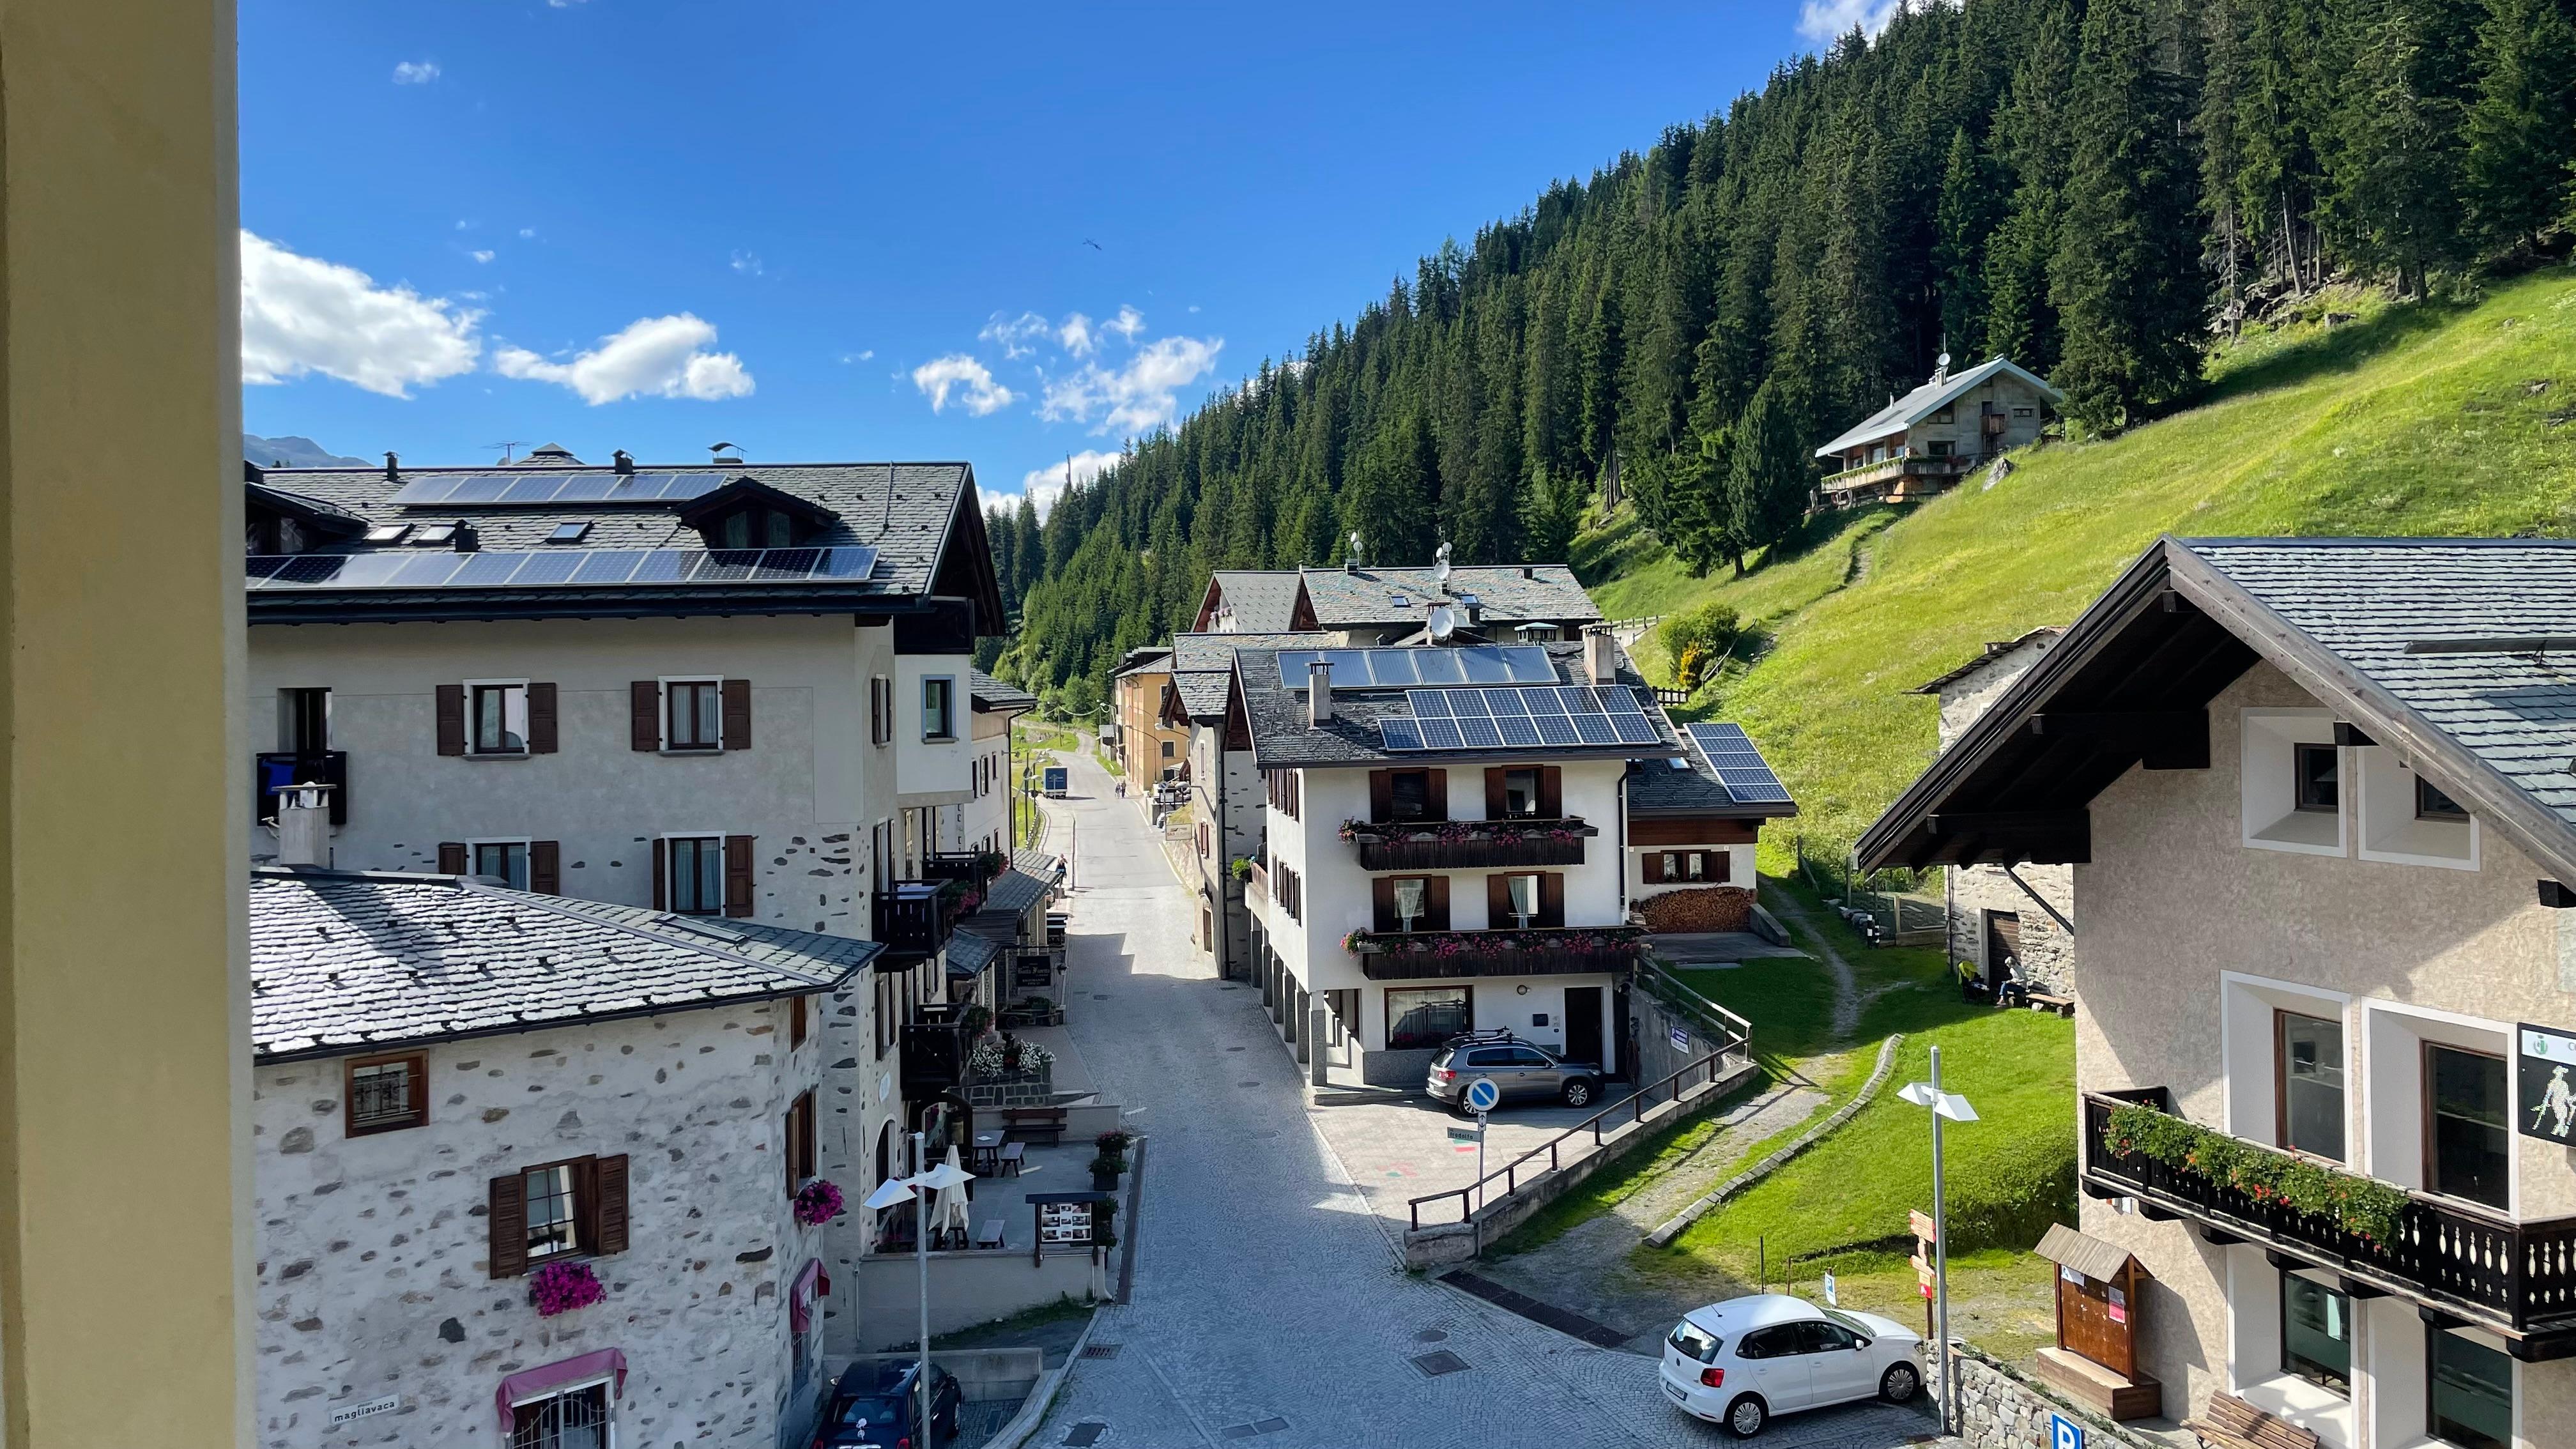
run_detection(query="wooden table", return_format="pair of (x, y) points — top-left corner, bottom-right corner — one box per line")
(970, 1131), (1004, 1175)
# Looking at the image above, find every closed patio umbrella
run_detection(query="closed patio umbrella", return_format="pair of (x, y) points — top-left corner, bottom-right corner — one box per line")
(930, 1145), (972, 1246)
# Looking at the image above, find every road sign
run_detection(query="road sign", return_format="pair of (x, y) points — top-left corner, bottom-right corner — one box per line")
(1823, 1270), (1837, 1306)
(2050, 1411), (2085, 1449)
(1446, 1126), (1479, 1143)
(1670, 1025), (1690, 1050)
(1464, 1077), (1502, 1114)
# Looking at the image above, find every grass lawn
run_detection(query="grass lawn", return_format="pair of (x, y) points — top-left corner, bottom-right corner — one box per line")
(1573, 272), (2576, 868)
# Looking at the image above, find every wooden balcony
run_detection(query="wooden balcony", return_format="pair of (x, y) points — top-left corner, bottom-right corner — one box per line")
(919, 849), (1004, 893)
(1245, 860), (1268, 905)
(1818, 453), (1975, 507)
(1342, 818), (1596, 872)
(873, 878), (970, 963)
(1345, 925), (1645, 981)
(2079, 1091), (2576, 1350)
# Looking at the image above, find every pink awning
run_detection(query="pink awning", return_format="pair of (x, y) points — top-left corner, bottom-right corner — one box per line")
(496, 1348), (627, 1432)
(790, 1258), (829, 1331)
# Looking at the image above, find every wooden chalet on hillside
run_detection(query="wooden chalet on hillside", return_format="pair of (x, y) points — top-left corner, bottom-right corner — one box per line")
(1813, 356), (2062, 509)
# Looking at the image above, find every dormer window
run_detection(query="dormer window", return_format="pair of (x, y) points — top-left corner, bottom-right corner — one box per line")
(716, 507), (799, 549)
(413, 522), (458, 546)
(547, 521), (590, 544)
(675, 475), (839, 551)
(364, 523), (410, 544)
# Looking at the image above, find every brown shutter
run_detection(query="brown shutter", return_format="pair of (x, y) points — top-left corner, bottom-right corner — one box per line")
(1372, 877), (1397, 931)
(593, 1154), (630, 1255)
(1540, 872), (1565, 928)
(723, 835), (756, 917)
(1643, 852), (1665, 884)
(487, 1172), (528, 1279)
(1487, 873), (1511, 925)
(527, 682), (558, 754)
(1368, 770), (1393, 823)
(722, 677), (752, 750)
(529, 840), (560, 895)
(1427, 769), (1448, 821)
(1484, 769), (1507, 820)
(651, 838), (668, 910)
(438, 841), (467, 875)
(630, 681), (659, 751)
(1539, 767), (1562, 819)
(1427, 875), (1451, 930)
(436, 684), (466, 756)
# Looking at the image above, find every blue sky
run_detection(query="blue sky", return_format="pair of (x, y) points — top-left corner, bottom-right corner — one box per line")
(241, 0), (1876, 507)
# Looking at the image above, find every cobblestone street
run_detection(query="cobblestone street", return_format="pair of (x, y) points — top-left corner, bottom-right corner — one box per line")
(1027, 747), (1940, 1449)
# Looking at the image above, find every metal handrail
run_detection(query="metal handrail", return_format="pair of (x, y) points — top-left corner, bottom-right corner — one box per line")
(1404, 1038), (1747, 1231)
(1634, 955), (1755, 1048)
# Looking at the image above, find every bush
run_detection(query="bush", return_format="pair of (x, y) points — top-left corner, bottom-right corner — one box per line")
(1660, 602), (1742, 691)
(1095, 1129), (1133, 1154)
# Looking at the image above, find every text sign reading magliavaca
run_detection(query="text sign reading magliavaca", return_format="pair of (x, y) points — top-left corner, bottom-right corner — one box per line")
(2519, 1023), (2576, 1144)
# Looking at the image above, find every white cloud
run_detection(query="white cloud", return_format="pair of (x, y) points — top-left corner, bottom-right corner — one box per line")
(1797, 0), (1943, 42)
(839, 349), (875, 364)
(1058, 313), (1096, 357)
(1106, 305), (1146, 342)
(493, 314), (755, 405)
(470, 249), (495, 264)
(239, 231), (482, 397)
(978, 311), (1051, 360)
(912, 355), (1018, 415)
(392, 59), (441, 84)
(518, 227), (537, 240)
(1040, 334), (1223, 435)
(731, 250), (763, 276)
(1017, 448), (1122, 518)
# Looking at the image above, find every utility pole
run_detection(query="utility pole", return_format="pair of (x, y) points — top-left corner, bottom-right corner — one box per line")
(1900, 1045), (1979, 1434)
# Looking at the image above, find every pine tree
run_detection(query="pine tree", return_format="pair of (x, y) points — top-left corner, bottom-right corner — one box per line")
(1724, 379), (1813, 568)
(2320, 0), (2471, 296)
(1935, 127), (2002, 360)
(2461, 0), (2576, 252)
(1984, 0), (2082, 368)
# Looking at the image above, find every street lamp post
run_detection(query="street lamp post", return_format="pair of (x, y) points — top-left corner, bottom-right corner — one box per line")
(862, 1130), (976, 1439)
(1897, 1045), (1979, 1434)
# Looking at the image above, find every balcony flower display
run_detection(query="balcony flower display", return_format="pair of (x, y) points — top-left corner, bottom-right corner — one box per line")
(793, 1177), (845, 1227)
(967, 1034), (1054, 1078)
(1337, 816), (1596, 844)
(2103, 1101), (2411, 1244)
(1340, 924), (1646, 956)
(528, 1260), (605, 1317)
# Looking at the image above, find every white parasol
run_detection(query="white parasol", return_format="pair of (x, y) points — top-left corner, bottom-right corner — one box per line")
(930, 1144), (974, 1244)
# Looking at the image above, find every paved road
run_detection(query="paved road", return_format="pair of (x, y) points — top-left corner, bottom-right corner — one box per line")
(1031, 747), (1936, 1449)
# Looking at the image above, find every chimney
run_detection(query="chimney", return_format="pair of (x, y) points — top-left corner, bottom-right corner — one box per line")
(1345, 531), (1363, 574)
(272, 782), (334, 868)
(383, 451), (400, 481)
(613, 448), (634, 475)
(1520, 565), (1533, 580)
(1465, 600), (1483, 627)
(1584, 630), (1617, 686)
(452, 521), (479, 552)
(1308, 660), (1334, 726)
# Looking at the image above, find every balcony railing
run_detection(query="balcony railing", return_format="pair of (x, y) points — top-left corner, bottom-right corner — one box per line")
(919, 850), (1004, 893)
(2080, 1091), (2576, 1339)
(1344, 924), (1646, 981)
(1245, 861), (1268, 905)
(1340, 817), (1597, 872)
(254, 750), (349, 826)
(873, 878), (970, 960)
(900, 1016), (973, 1096)
(1819, 454), (1977, 503)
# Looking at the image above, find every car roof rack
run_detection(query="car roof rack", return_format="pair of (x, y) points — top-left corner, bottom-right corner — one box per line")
(1444, 1028), (1523, 1046)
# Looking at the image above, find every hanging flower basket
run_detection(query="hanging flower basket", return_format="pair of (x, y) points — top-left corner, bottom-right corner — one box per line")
(967, 1034), (1055, 1077)
(794, 1177), (845, 1227)
(528, 1260), (605, 1317)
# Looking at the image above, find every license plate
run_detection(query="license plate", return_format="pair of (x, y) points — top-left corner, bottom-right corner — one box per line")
(1663, 1380), (1687, 1403)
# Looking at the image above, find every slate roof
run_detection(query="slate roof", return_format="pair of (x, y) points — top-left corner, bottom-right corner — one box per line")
(971, 670), (1038, 712)
(1113, 647), (1174, 678)
(1813, 357), (2063, 458)
(242, 460), (985, 624)
(1202, 571), (1306, 632)
(946, 928), (1004, 979)
(1908, 627), (2065, 695)
(1169, 631), (1337, 723)
(250, 868), (881, 1061)
(983, 868), (1055, 919)
(1298, 564), (1601, 629)
(1013, 847), (1065, 883)
(1235, 640), (1683, 769)
(1625, 721), (1798, 818)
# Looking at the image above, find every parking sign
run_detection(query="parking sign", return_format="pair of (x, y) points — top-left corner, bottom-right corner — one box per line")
(1464, 1077), (1502, 1114)
(2050, 1412), (2084, 1449)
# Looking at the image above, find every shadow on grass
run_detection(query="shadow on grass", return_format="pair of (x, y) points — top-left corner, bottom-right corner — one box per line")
(1570, 502), (1671, 588)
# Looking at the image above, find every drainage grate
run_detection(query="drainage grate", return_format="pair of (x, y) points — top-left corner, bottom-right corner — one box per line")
(1410, 1349), (1471, 1377)
(1080, 1342), (1123, 1360)
(1062, 1423), (1109, 1447)
(1220, 1418), (1291, 1440)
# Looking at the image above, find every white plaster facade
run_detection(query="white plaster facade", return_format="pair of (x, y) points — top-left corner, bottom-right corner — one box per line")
(1184, 717), (1264, 976)
(252, 1000), (836, 1448)
(956, 689), (1020, 859)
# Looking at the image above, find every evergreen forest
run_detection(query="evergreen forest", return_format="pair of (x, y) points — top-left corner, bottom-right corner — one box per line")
(985, 0), (2576, 706)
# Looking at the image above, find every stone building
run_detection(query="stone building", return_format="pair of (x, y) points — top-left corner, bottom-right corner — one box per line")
(1813, 356), (2060, 507)
(248, 864), (880, 1447)
(1912, 627), (2074, 995)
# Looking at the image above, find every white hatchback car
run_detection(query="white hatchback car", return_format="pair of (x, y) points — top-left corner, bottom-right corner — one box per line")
(1658, 1293), (1924, 1437)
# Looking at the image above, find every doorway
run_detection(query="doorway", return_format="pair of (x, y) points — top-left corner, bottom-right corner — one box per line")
(1565, 986), (1604, 1072)
(1983, 910), (2021, 991)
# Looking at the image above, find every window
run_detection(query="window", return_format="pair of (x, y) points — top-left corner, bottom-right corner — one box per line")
(2428, 1329), (2513, 1449)
(1685, 852), (1707, 881)
(1393, 877), (1427, 930)
(471, 682), (529, 755)
(546, 521), (590, 544)
(1388, 769), (1432, 822)
(1501, 769), (1540, 818)
(2426, 1043), (2509, 1208)
(1796, 1320), (1859, 1353)
(1266, 769), (1301, 820)
(1275, 863), (1302, 922)
(667, 836), (724, 916)
(1932, 405), (1955, 424)
(2280, 1273), (2351, 1394)
(1160, 739), (1176, 760)
(1736, 1325), (1800, 1360)
(474, 840), (532, 891)
(1386, 986), (1470, 1050)
(2013, 406), (2035, 418)
(344, 1052), (427, 1135)
(922, 677), (956, 741)
(870, 677), (893, 746)
(1506, 873), (1538, 926)
(524, 1162), (582, 1262)
(509, 1382), (610, 1449)
(874, 972), (900, 1059)
(785, 1090), (818, 1195)
(278, 687), (330, 753)
(363, 523), (409, 544)
(1660, 852), (1679, 880)
(2276, 1011), (2346, 1161)
(2294, 742), (2339, 813)
(2418, 775), (2469, 821)
(790, 994), (809, 1050)
(666, 679), (722, 751)
(413, 521), (458, 546)
(1929, 440), (1955, 457)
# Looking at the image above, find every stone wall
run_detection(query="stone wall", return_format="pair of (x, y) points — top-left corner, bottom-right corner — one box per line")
(252, 1000), (829, 1448)
(1639, 885), (1754, 934)
(1947, 863), (2074, 995)
(1946, 1347), (2163, 1449)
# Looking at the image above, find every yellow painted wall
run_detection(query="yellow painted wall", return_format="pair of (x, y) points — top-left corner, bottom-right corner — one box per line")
(0, 0), (249, 1444)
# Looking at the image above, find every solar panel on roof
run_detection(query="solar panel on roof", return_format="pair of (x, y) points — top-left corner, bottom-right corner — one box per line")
(1687, 722), (1793, 804)
(1375, 676), (1671, 753)
(384, 470), (730, 508)
(242, 544), (881, 592)
(1280, 645), (1552, 689)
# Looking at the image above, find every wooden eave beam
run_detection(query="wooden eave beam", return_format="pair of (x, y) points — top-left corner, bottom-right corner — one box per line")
(2028, 709), (2210, 770)
(1926, 809), (2091, 864)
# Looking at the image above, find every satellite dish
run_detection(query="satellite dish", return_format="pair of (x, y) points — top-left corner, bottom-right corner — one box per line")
(1936, 353), (1952, 369)
(1428, 605), (1457, 640)
(1432, 540), (1453, 586)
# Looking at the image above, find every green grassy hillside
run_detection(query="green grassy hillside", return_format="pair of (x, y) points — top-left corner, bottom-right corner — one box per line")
(1580, 273), (2576, 866)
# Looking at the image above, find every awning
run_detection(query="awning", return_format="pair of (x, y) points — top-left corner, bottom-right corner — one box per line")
(2035, 1222), (2146, 1284)
(946, 929), (1003, 980)
(983, 868), (1052, 919)
(496, 1348), (627, 1431)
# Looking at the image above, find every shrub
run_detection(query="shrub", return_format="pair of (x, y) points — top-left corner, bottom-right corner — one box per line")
(1660, 602), (1743, 691)
(1094, 1129), (1133, 1155)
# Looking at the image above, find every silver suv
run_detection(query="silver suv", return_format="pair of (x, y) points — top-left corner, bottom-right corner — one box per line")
(1427, 1031), (1602, 1111)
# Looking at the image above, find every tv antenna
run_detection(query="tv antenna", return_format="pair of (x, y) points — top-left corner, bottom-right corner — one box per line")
(486, 440), (531, 464)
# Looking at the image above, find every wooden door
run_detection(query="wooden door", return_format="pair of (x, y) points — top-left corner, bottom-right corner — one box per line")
(1984, 911), (2021, 989)
(2055, 1266), (2135, 1379)
(1565, 986), (1604, 1070)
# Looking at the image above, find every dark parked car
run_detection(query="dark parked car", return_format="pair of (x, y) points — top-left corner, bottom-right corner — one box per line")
(814, 1360), (961, 1448)
(1427, 1029), (1604, 1110)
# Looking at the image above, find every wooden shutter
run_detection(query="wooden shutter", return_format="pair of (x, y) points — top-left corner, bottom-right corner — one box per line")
(1484, 769), (1507, 819)
(526, 682), (558, 754)
(1643, 851), (1665, 884)
(1368, 770), (1393, 823)
(790, 995), (808, 1049)
(722, 677), (752, 749)
(1487, 873), (1512, 925)
(651, 838), (668, 910)
(438, 841), (467, 875)
(1538, 767), (1562, 819)
(1426, 875), (1451, 930)
(487, 1172), (528, 1279)
(723, 835), (756, 917)
(592, 1154), (631, 1256)
(631, 682), (660, 751)
(529, 840), (561, 895)
(1372, 877), (1397, 931)
(435, 684), (466, 756)
(1540, 872), (1565, 927)
(1426, 770), (1448, 821)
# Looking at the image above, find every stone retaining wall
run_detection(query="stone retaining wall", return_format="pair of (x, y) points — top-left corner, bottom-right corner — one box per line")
(1945, 1347), (2165, 1449)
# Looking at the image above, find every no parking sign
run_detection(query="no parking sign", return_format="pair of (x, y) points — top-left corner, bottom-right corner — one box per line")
(2050, 1412), (2084, 1449)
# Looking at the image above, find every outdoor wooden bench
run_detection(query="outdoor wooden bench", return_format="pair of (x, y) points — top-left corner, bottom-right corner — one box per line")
(2028, 992), (2076, 1018)
(1001, 1107), (1068, 1146)
(974, 1218), (1006, 1250)
(998, 1141), (1026, 1176)
(2184, 1393), (2320, 1449)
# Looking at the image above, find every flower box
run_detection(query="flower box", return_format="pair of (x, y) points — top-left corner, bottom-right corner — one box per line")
(528, 1260), (604, 1317)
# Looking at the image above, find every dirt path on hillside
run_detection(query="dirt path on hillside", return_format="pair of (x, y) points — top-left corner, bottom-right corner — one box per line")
(1763, 891), (1863, 1039)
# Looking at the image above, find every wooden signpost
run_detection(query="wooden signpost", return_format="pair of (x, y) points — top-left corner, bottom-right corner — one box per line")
(1910, 1209), (1939, 1335)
